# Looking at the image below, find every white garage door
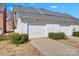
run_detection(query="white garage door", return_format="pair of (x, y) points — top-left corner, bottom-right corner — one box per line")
(60, 26), (72, 36)
(29, 23), (46, 38)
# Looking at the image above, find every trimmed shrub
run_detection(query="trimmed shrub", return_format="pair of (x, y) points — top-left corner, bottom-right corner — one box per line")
(48, 32), (65, 39)
(19, 34), (28, 43)
(48, 32), (56, 39)
(9, 33), (28, 44)
(56, 32), (65, 39)
(72, 32), (79, 37)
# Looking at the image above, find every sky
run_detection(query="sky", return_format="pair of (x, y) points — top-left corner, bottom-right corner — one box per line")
(6, 3), (79, 19)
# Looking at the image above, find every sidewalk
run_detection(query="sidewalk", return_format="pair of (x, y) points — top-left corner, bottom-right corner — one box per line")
(31, 38), (79, 56)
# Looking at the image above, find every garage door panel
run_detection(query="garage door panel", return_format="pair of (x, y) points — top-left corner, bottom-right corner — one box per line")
(29, 23), (46, 38)
(60, 26), (72, 36)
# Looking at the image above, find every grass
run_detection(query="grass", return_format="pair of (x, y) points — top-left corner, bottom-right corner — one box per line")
(0, 33), (42, 56)
(0, 40), (42, 56)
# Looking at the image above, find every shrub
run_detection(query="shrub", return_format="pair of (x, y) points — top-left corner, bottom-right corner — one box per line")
(9, 33), (28, 44)
(48, 32), (56, 39)
(56, 32), (65, 39)
(19, 34), (28, 43)
(48, 32), (65, 39)
(72, 32), (79, 37)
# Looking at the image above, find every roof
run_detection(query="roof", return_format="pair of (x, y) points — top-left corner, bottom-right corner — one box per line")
(0, 4), (5, 9)
(0, 3), (5, 12)
(13, 5), (75, 18)
(18, 13), (79, 25)
(0, 8), (4, 12)
(13, 5), (79, 25)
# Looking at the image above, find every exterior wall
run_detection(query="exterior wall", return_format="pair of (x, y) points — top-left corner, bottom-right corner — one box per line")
(47, 24), (73, 36)
(0, 12), (6, 33)
(0, 13), (3, 33)
(0, 5), (6, 34)
(15, 18), (28, 34)
(6, 20), (13, 32)
(15, 17), (79, 38)
(71, 25), (79, 32)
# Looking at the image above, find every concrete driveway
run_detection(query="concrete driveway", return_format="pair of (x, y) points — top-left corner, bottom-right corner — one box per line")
(31, 38), (79, 56)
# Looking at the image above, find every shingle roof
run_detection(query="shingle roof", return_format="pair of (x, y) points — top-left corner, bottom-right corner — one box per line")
(0, 4), (5, 8)
(0, 3), (5, 12)
(0, 8), (4, 12)
(13, 5), (74, 18)
(13, 5), (79, 25)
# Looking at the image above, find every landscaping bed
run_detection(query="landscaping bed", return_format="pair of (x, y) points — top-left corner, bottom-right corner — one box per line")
(0, 40), (42, 56)
(48, 32), (79, 48)
(72, 32), (79, 37)
(58, 38), (79, 48)
(57, 32), (79, 48)
(0, 33), (42, 56)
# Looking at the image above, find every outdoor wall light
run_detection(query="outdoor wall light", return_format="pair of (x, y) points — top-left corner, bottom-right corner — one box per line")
(36, 19), (39, 21)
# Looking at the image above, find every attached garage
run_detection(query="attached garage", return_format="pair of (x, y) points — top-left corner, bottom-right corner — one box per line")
(13, 5), (79, 38)
(15, 16), (79, 38)
(15, 18), (47, 38)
